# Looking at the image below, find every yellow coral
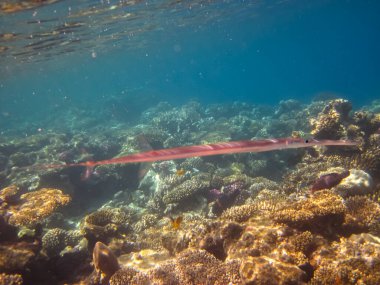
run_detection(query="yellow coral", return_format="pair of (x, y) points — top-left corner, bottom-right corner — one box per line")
(0, 273), (23, 285)
(0, 185), (20, 204)
(273, 190), (346, 231)
(7, 188), (71, 227)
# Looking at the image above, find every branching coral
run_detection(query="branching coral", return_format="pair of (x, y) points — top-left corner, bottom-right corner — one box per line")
(273, 190), (346, 234)
(7, 188), (71, 227)
(0, 273), (23, 285)
(310, 99), (352, 140)
(220, 204), (258, 223)
(343, 196), (380, 234)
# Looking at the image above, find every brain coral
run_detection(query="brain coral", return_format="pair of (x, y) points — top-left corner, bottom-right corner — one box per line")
(7, 188), (71, 227)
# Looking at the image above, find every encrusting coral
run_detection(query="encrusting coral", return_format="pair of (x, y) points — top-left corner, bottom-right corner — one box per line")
(7, 188), (71, 227)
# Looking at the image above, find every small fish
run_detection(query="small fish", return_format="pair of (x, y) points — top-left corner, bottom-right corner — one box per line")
(169, 216), (183, 230)
(175, 168), (186, 176)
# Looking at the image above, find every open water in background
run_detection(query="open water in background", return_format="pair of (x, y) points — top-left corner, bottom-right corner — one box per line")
(0, 0), (379, 131)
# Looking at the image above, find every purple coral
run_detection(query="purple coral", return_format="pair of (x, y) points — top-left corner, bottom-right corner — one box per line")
(208, 182), (243, 215)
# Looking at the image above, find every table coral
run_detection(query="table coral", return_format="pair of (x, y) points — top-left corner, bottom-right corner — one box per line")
(7, 188), (71, 227)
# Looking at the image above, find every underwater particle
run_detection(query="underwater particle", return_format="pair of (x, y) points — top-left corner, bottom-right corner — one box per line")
(7, 188), (71, 227)
(0, 273), (23, 285)
(93, 241), (120, 284)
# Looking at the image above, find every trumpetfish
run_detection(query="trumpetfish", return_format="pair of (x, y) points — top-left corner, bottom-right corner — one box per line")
(45, 138), (356, 178)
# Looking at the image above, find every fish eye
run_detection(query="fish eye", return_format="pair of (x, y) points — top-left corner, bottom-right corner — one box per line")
(305, 139), (309, 143)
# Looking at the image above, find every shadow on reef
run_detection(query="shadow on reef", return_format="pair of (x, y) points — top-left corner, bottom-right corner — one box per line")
(0, 98), (380, 284)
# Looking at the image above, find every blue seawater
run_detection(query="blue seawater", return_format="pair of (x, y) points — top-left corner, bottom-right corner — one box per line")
(0, 0), (379, 131)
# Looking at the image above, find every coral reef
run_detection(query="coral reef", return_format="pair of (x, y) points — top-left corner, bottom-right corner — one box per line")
(0, 98), (379, 284)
